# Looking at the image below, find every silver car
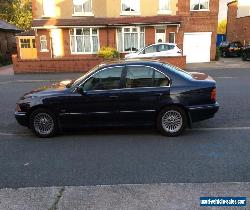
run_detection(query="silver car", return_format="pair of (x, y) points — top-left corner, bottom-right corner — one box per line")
(125, 43), (182, 59)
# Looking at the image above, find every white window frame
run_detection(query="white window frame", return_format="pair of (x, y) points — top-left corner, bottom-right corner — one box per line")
(169, 32), (175, 43)
(70, 28), (99, 54)
(158, 0), (172, 15)
(72, 0), (94, 16)
(116, 26), (145, 53)
(42, 0), (56, 17)
(40, 35), (48, 52)
(120, 0), (140, 16)
(190, 0), (210, 11)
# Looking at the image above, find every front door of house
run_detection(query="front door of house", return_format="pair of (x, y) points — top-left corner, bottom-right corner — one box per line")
(51, 29), (63, 58)
(155, 28), (166, 43)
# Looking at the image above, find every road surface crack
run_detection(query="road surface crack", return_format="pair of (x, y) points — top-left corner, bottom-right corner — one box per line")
(49, 187), (65, 210)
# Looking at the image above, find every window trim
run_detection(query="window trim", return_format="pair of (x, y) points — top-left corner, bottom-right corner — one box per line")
(116, 26), (145, 53)
(69, 28), (100, 54)
(72, 0), (94, 16)
(190, 0), (210, 11)
(158, 0), (172, 15)
(169, 32), (176, 43)
(76, 66), (125, 92)
(40, 35), (49, 52)
(123, 65), (171, 89)
(42, 0), (56, 17)
(120, 0), (141, 16)
(75, 65), (171, 93)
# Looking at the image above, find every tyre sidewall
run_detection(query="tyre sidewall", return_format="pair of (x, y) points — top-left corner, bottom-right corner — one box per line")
(157, 106), (187, 137)
(30, 108), (57, 138)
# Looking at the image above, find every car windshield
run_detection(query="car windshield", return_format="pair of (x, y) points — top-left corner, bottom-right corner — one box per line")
(69, 65), (102, 88)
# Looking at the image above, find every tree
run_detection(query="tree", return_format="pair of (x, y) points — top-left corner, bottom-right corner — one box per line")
(0, 0), (32, 30)
(217, 19), (227, 34)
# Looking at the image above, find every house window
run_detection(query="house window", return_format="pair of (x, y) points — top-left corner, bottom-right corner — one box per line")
(43, 0), (55, 17)
(20, 39), (31, 48)
(190, 0), (209, 11)
(70, 28), (99, 53)
(169, 32), (175, 43)
(73, 0), (93, 16)
(159, 0), (171, 13)
(121, 0), (140, 15)
(40, 35), (48, 52)
(32, 39), (36, 48)
(117, 27), (145, 52)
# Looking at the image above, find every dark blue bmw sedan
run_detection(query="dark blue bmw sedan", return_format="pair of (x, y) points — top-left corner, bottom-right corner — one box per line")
(15, 60), (219, 138)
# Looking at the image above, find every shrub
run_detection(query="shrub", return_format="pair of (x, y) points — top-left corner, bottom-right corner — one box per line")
(215, 47), (221, 61)
(98, 47), (120, 59)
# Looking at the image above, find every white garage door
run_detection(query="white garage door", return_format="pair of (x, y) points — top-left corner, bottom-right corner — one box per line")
(183, 32), (212, 63)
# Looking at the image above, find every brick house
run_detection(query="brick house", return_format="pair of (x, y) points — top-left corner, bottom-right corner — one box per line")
(14, 0), (219, 73)
(227, 0), (250, 45)
(0, 20), (21, 61)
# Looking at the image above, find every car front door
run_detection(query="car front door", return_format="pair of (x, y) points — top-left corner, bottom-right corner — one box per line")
(119, 65), (171, 124)
(59, 66), (124, 128)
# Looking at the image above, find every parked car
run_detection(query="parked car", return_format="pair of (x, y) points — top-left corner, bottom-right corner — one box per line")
(242, 45), (250, 61)
(219, 41), (243, 57)
(15, 60), (219, 138)
(125, 43), (182, 59)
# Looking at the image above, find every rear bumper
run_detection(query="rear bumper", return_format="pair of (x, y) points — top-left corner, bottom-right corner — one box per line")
(187, 102), (219, 123)
(15, 112), (29, 127)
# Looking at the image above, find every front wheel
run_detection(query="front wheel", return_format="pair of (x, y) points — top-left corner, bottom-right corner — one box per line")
(242, 52), (247, 61)
(30, 109), (58, 138)
(157, 106), (187, 137)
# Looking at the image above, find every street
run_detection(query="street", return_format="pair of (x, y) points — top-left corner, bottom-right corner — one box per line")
(0, 66), (250, 189)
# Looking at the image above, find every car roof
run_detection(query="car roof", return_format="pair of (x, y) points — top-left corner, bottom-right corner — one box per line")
(98, 59), (165, 68)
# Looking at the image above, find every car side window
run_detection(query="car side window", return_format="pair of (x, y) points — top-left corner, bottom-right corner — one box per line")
(82, 67), (123, 91)
(158, 44), (168, 52)
(154, 71), (170, 87)
(125, 66), (154, 88)
(144, 45), (157, 54)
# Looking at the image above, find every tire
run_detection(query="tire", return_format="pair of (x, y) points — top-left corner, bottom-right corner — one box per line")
(222, 51), (227, 58)
(157, 106), (187, 137)
(29, 108), (58, 138)
(242, 52), (247, 61)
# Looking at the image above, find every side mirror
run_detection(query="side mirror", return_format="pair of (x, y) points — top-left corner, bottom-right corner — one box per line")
(76, 86), (86, 95)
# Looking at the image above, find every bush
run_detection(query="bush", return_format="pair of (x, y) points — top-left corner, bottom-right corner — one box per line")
(98, 47), (120, 59)
(215, 47), (221, 61)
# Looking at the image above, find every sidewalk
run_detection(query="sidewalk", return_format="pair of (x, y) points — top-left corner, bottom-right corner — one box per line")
(0, 65), (14, 76)
(0, 182), (249, 210)
(187, 57), (250, 70)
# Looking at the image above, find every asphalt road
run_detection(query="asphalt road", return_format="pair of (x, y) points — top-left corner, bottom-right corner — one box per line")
(0, 67), (250, 189)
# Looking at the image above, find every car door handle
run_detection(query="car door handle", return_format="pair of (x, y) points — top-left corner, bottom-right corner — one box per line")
(109, 95), (119, 99)
(152, 93), (163, 96)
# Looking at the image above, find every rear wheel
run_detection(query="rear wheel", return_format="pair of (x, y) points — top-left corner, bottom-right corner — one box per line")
(30, 108), (58, 138)
(242, 52), (247, 61)
(157, 106), (187, 137)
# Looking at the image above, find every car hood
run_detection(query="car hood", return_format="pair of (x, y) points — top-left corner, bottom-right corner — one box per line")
(21, 80), (72, 99)
(125, 53), (139, 58)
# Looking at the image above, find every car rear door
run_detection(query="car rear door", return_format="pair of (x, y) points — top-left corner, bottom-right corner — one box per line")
(119, 65), (171, 124)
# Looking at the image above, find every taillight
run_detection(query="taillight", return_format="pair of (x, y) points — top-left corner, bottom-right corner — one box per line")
(211, 88), (217, 102)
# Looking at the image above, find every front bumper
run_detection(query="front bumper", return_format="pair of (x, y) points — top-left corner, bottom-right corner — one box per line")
(15, 112), (29, 127)
(187, 102), (219, 123)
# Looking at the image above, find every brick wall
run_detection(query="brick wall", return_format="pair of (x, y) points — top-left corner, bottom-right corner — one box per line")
(227, 1), (250, 45)
(12, 54), (186, 74)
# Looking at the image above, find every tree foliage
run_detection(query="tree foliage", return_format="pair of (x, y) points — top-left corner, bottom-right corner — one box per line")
(217, 19), (227, 34)
(0, 0), (32, 30)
